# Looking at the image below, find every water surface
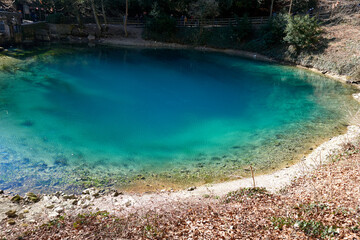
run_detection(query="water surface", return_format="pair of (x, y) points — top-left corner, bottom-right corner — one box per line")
(0, 45), (357, 193)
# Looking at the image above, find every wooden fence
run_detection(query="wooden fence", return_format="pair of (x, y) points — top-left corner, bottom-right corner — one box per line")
(104, 16), (270, 28)
(38, 10), (336, 29)
(105, 12), (333, 28)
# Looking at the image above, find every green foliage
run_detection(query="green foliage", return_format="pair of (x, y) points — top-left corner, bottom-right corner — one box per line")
(296, 220), (338, 238)
(225, 187), (268, 203)
(293, 202), (329, 214)
(271, 217), (339, 238)
(149, 14), (252, 48)
(173, 25), (249, 48)
(144, 15), (177, 41)
(46, 13), (73, 24)
(231, 15), (252, 42)
(271, 216), (294, 230)
(284, 15), (323, 54)
(262, 13), (288, 46)
(189, 0), (219, 19)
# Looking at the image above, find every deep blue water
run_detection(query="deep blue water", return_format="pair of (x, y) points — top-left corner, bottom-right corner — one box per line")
(0, 46), (357, 193)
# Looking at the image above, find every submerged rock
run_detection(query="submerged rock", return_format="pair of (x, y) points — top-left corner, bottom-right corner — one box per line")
(8, 220), (16, 225)
(10, 194), (22, 203)
(26, 192), (40, 202)
(63, 194), (77, 200)
(5, 210), (17, 218)
(21, 120), (34, 127)
(54, 156), (69, 166)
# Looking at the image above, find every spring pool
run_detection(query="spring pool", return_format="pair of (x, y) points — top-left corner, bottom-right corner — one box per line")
(0, 45), (358, 193)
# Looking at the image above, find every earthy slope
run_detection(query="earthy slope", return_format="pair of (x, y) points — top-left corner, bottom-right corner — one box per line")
(294, 20), (360, 81)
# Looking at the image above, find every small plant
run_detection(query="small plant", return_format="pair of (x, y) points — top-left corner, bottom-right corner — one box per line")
(284, 15), (323, 54)
(272, 217), (339, 238)
(296, 220), (339, 238)
(225, 187), (268, 203)
(231, 15), (252, 42)
(271, 216), (294, 230)
(293, 202), (329, 215)
(262, 13), (288, 45)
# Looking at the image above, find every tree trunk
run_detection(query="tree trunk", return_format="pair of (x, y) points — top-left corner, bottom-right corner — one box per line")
(289, 0), (293, 14)
(75, 8), (83, 26)
(91, 0), (101, 32)
(101, 0), (108, 27)
(269, 0), (275, 18)
(124, 0), (128, 37)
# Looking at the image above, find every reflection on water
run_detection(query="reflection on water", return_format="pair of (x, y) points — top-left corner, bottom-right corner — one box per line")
(0, 45), (358, 194)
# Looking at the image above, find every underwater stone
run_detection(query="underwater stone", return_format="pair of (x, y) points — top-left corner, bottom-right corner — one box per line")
(10, 194), (21, 203)
(63, 194), (77, 200)
(8, 220), (16, 225)
(22, 158), (30, 164)
(5, 210), (17, 218)
(26, 192), (40, 202)
(54, 156), (69, 166)
(21, 120), (34, 127)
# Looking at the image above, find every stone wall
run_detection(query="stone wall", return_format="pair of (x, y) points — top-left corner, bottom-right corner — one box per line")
(22, 23), (100, 44)
(0, 11), (22, 45)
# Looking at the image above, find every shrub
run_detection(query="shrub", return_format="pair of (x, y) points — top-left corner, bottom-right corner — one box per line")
(284, 15), (323, 54)
(46, 13), (74, 24)
(231, 15), (252, 42)
(262, 13), (288, 45)
(143, 15), (177, 42)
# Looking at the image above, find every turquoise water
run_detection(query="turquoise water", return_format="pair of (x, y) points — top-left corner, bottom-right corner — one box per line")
(0, 45), (358, 193)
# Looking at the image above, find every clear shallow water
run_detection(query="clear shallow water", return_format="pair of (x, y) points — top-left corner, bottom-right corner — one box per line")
(0, 45), (358, 193)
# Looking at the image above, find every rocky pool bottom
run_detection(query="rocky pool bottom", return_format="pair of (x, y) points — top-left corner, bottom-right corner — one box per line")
(0, 45), (359, 194)
(0, 120), (349, 195)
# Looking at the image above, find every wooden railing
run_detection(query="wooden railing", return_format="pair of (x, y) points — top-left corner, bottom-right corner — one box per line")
(105, 12), (333, 28)
(103, 16), (270, 28)
(41, 10), (337, 28)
